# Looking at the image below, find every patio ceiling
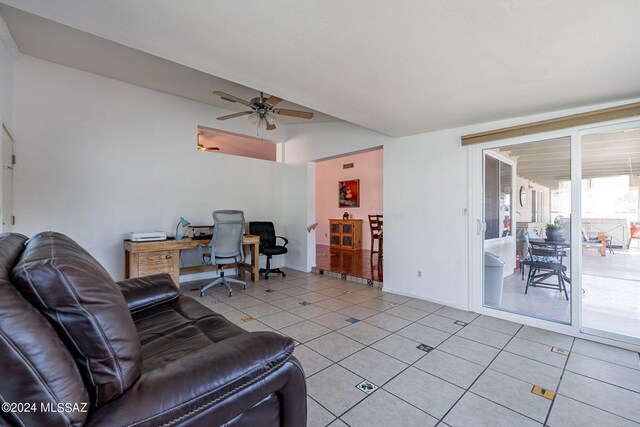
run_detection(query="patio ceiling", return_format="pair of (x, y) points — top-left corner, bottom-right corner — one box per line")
(499, 128), (640, 188)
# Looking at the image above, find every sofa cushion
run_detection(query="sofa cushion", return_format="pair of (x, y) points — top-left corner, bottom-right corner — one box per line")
(132, 296), (247, 372)
(86, 294), (299, 426)
(11, 232), (142, 406)
(0, 233), (90, 427)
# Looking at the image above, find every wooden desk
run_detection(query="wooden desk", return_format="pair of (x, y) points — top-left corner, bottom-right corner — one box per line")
(124, 235), (260, 286)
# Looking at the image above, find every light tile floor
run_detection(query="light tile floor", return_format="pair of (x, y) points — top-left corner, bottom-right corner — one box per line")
(183, 269), (640, 427)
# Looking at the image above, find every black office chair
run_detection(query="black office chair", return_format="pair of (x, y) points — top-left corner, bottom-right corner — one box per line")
(249, 222), (288, 279)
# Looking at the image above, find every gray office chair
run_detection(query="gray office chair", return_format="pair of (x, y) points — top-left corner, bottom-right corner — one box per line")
(199, 210), (247, 297)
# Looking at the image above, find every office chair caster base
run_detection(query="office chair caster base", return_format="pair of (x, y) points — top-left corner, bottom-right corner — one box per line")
(260, 267), (285, 280)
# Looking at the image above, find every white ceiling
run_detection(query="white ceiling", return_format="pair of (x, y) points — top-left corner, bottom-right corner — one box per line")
(499, 128), (640, 189)
(1, 1), (640, 137)
(0, 4), (336, 126)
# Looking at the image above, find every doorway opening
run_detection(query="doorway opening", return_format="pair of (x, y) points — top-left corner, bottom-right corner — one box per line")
(313, 148), (383, 283)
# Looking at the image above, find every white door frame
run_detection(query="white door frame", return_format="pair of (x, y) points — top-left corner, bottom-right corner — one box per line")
(0, 117), (14, 233)
(468, 117), (640, 352)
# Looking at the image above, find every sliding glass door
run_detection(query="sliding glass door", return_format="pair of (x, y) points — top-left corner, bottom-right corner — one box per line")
(473, 118), (640, 346)
(482, 137), (574, 325)
(580, 124), (640, 342)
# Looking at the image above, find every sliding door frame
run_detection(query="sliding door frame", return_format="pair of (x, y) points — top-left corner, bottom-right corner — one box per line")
(577, 119), (640, 347)
(468, 116), (640, 352)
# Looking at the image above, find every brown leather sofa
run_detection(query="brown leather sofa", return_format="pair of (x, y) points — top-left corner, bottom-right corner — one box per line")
(0, 232), (306, 427)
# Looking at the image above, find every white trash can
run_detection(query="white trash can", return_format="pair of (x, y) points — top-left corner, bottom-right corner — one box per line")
(484, 252), (505, 307)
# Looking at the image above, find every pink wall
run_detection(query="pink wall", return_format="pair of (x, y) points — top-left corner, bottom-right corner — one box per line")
(315, 149), (383, 250)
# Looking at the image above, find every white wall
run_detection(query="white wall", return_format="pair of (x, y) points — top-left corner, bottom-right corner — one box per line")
(315, 149), (383, 249)
(13, 55), (286, 279)
(384, 129), (470, 305)
(516, 175), (550, 224)
(283, 98), (640, 310)
(284, 121), (471, 307)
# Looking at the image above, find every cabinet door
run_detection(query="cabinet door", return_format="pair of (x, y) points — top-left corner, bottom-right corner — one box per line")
(342, 223), (353, 234)
(330, 235), (341, 246)
(139, 250), (175, 276)
(330, 222), (341, 233)
(342, 235), (353, 247)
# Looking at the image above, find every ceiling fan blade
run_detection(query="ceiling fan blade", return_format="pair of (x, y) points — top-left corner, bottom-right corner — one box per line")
(216, 111), (252, 120)
(273, 108), (314, 119)
(266, 122), (277, 131)
(213, 91), (251, 107)
(265, 95), (283, 107)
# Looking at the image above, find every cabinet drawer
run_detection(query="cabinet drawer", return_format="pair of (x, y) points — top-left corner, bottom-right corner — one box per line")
(138, 251), (175, 276)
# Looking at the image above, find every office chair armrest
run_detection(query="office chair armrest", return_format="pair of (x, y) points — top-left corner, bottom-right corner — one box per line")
(276, 236), (289, 247)
(117, 274), (180, 313)
(199, 243), (215, 261)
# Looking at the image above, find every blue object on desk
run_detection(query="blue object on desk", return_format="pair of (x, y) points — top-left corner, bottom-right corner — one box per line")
(175, 217), (191, 240)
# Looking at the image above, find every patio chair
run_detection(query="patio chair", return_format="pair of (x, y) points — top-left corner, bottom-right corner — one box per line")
(525, 256), (569, 300)
(520, 232), (557, 279)
(581, 228), (607, 256)
(521, 232), (569, 300)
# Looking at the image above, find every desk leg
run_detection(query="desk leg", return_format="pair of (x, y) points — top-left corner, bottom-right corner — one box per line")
(171, 250), (181, 286)
(251, 242), (259, 282)
(126, 251), (139, 279)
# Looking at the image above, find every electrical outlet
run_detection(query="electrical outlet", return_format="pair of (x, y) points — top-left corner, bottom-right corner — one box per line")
(417, 270), (422, 278)
(325, 233), (328, 237)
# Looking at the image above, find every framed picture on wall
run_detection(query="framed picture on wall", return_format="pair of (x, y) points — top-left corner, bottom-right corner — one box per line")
(339, 179), (360, 208)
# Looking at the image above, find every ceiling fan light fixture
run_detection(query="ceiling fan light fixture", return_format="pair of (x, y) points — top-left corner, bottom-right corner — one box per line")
(213, 90), (314, 131)
(265, 112), (276, 125)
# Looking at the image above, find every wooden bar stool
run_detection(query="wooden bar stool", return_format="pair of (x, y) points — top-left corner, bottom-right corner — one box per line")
(368, 214), (383, 257)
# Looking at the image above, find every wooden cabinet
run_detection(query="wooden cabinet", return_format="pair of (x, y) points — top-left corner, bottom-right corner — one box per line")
(329, 219), (362, 250)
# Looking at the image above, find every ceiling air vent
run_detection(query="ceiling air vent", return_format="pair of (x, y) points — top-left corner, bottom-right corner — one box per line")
(343, 163), (354, 169)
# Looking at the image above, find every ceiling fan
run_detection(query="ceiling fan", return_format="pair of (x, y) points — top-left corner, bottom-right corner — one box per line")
(213, 91), (314, 130)
(197, 143), (219, 152)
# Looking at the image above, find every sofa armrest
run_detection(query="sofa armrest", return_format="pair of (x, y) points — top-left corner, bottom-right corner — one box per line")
(86, 332), (303, 427)
(117, 274), (179, 313)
